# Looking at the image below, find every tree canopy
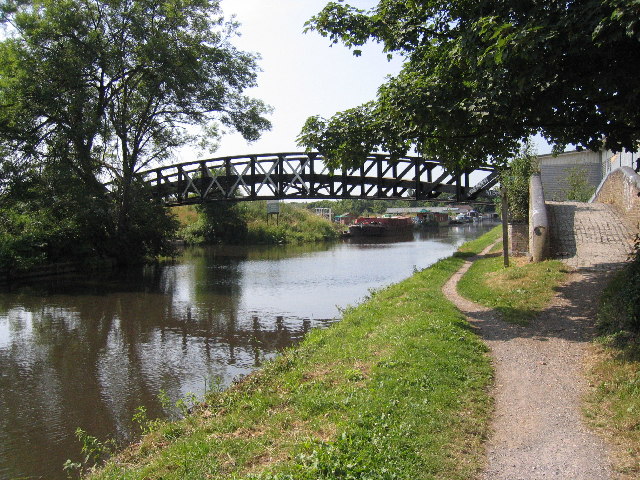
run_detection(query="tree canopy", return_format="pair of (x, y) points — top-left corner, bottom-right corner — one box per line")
(0, 0), (271, 267)
(298, 0), (640, 170)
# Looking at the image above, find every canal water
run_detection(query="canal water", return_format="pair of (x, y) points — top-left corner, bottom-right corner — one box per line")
(0, 222), (496, 479)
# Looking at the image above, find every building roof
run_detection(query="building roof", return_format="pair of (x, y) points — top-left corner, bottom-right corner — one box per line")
(385, 207), (459, 214)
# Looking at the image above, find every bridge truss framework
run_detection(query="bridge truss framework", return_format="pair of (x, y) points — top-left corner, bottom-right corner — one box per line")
(142, 152), (499, 205)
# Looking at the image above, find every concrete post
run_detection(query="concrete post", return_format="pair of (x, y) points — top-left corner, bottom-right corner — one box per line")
(529, 174), (549, 262)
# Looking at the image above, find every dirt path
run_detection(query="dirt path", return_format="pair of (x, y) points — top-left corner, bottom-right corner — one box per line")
(442, 202), (635, 480)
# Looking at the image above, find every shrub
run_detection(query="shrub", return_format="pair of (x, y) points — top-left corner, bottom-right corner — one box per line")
(499, 142), (538, 223)
(598, 238), (640, 334)
(187, 201), (340, 245)
(564, 166), (596, 202)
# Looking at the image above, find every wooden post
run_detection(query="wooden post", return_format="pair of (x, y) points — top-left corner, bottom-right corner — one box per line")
(501, 182), (510, 268)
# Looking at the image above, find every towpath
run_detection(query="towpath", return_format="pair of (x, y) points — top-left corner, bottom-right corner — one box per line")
(443, 201), (635, 480)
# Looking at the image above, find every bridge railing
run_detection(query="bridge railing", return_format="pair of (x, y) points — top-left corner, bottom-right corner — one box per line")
(141, 152), (498, 205)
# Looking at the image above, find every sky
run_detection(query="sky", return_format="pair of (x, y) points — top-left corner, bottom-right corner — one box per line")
(0, 0), (551, 161)
(177, 0), (403, 161)
(177, 0), (552, 162)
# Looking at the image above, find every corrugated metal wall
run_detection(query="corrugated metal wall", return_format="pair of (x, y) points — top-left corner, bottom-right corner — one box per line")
(538, 151), (604, 201)
(538, 149), (639, 201)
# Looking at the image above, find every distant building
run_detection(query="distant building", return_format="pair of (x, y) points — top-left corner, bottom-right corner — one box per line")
(335, 212), (358, 225)
(385, 206), (460, 216)
(537, 149), (639, 201)
(313, 207), (333, 221)
(454, 204), (475, 213)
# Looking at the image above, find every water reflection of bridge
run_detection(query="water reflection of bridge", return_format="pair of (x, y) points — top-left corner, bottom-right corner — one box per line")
(143, 152), (499, 205)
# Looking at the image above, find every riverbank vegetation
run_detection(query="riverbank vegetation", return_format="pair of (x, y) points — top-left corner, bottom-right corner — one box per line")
(175, 196), (498, 247)
(0, 0), (270, 272)
(585, 247), (640, 478)
(177, 202), (341, 245)
(83, 228), (501, 480)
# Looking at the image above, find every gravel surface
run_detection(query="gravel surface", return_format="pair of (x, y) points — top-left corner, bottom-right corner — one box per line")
(442, 202), (635, 480)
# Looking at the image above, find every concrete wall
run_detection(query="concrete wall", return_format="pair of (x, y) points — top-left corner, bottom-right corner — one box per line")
(592, 167), (640, 231)
(507, 174), (548, 263)
(538, 150), (603, 201)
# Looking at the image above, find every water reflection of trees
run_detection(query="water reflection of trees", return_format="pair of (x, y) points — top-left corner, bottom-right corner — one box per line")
(182, 242), (334, 263)
(0, 250), (331, 480)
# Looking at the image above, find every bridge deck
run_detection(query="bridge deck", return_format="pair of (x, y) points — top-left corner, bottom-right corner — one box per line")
(141, 152), (499, 205)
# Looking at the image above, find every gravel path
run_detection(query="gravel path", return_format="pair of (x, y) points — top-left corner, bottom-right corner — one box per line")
(443, 202), (635, 480)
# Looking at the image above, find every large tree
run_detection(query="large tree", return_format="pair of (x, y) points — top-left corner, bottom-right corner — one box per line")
(0, 0), (271, 264)
(298, 0), (640, 170)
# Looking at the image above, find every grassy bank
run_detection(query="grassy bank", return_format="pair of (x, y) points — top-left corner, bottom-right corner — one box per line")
(243, 203), (340, 245)
(457, 238), (567, 325)
(585, 262), (640, 478)
(84, 230), (501, 480)
(175, 202), (340, 246)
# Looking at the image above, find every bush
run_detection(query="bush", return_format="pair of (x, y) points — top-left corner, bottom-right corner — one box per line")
(598, 239), (640, 334)
(499, 143), (538, 223)
(564, 166), (596, 202)
(0, 174), (178, 270)
(185, 201), (340, 245)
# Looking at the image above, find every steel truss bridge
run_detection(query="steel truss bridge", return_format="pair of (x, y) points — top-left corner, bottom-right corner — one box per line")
(142, 152), (499, 205)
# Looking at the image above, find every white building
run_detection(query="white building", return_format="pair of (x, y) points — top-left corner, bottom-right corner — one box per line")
(537, 149), (638, 201)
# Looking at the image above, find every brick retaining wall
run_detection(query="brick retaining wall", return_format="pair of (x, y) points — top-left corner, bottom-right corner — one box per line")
(508, 222), (529, 256)
(592, 167), (640, 232)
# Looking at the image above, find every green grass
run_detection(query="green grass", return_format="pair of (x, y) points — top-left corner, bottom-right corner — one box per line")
(178, 202), (341, 245)
(457, 236), (567, 325)
(85, 230), (500, 480)
(245, 203), (340, 244)
(584, 266), (640, 478)
(455, 225), (502, 258)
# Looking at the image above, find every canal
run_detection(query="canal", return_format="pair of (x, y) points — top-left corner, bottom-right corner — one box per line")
(0, 222), (496, 479)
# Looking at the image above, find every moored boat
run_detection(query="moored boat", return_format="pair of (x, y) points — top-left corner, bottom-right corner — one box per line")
(348, 216), (413, 237)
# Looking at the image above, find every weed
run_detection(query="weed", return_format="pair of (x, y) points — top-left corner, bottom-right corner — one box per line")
(585, 256), (640, 477)
(132, 405), (163, 435)
(63, 428), (117, 478)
